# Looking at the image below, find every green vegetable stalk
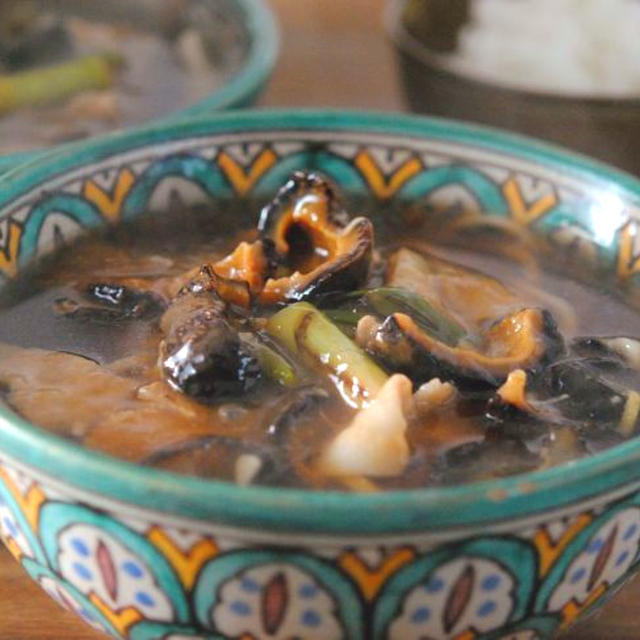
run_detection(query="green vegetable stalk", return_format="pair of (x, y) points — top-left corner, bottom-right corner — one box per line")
(325, 287), (468, 346)
(266, 302), (388, 408)
(0, 53), (124, 115)
(241, 332), (298, 388)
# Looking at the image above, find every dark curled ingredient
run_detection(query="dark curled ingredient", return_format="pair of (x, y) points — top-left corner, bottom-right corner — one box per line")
(571, 337), (618, 360)
(570, 336), (640, 370)
(256, 170), (374, 304)
(569, 355), (629, 375)
(257, 171), (347, 233)
(536, 359), (628, 424)
(437, 438), (540, 484)
(54, 283), (166, 322)
(183, 264), (252, 310)
(266, 386), (330, 439)
(360, 308), (564, 391)
(484, 403), (552, 445)
(160, 290), (261, 403)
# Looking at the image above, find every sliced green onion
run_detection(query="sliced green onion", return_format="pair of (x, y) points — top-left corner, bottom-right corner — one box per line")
(241, 333), (298, 388)
(266, 302), (388, 408)
(323, 287), (468, 346)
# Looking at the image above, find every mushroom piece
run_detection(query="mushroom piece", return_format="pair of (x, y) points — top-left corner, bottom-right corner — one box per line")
(386, 247), (521, 330)
(209, 239), (276, 308)
(357, 307), (564, 390)
(485, 358), (640, 453)
(53, 282), (166, 322)
(189, 172), (374, 308)
(571, 336), (640, 371)
(535, 358), (640, 436)
(484, 369), (557, 445)
(263, 385), (330, 440)
(321, 374), (412, 478)
(159, 272), (261, 404)
(256, 171), (374, 304)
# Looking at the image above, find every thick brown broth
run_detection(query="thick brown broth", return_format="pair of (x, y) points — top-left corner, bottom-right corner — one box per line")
(1, 189), (639, 491)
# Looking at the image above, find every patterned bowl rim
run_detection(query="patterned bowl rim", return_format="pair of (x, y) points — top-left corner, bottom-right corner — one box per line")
(2, 109), (640, 535)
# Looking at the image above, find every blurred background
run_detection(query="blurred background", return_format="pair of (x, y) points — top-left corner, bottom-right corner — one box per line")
(264, 0), (640, 175)
(262, 0), (404, 110)
(1, 0), (637, 171)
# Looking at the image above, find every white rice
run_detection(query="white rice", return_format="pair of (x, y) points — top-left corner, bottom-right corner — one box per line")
(446, 0), (640, 97)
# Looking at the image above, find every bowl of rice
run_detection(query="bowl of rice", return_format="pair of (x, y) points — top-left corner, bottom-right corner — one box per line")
(386, 0), (640, 175)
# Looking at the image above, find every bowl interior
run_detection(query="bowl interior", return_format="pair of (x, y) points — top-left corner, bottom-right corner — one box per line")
(1, 109), (640, 534)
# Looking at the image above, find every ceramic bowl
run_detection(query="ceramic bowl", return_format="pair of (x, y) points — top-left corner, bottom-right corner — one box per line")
(0, 0), (278, 172)
(1, 110), (640, 640)
(385, 0), (640, 177)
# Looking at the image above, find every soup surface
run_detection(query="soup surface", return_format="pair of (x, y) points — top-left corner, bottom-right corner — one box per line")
(1, 172), (639, 491)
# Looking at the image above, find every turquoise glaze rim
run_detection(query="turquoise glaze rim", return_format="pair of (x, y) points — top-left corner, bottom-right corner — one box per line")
(1, 109), (640, 535)
(0, 0), (279, 177)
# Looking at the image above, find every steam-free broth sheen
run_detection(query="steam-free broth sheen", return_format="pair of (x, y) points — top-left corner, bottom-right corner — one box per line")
(1, 173), (638, 491)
